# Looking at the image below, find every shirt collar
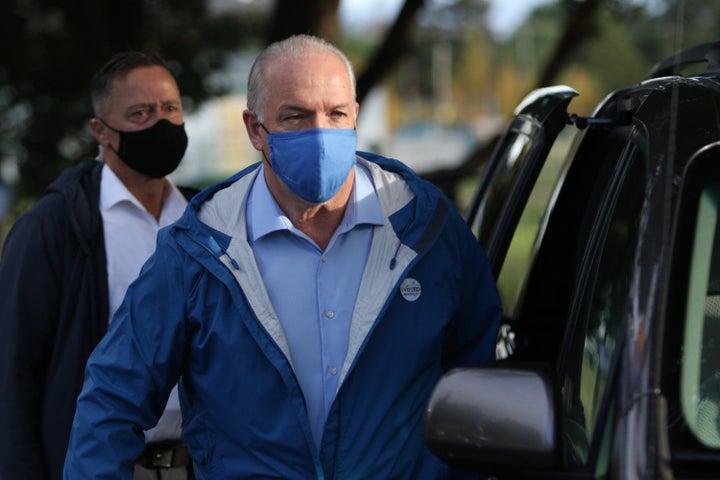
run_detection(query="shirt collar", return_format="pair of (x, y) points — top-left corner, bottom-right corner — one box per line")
(248, 163), (384, 242)
(99, 163), (186, 221)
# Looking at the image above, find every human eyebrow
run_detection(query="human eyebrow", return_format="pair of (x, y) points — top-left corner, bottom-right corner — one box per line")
(330, 102), (353, 111)
(161, 100), (182, 111)
(278, 106), (312, 120)
(125, 100), (181, 119)
(124, 104), (154, 119)
(328, 102), (355, 116)
(162, 99), (182, 107)
(125, 102), (154, 113)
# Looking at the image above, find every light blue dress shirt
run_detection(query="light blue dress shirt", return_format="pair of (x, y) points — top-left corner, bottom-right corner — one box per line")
(247, 163), (384, 449)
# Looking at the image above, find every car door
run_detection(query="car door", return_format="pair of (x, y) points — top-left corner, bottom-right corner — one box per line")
(490, 73), (720, 478)
(425, 81), (658, 478)
(464, 85), (577, 357)
(566, 85), (720, 477)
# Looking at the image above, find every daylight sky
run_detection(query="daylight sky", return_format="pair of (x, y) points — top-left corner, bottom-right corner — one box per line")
(340, 0), (554, 38)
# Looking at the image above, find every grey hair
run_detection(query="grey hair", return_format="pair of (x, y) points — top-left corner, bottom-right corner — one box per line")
(246, 35), (356, 122)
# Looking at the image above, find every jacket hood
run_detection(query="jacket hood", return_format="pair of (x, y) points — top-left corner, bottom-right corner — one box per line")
(44, 159), (104, 256)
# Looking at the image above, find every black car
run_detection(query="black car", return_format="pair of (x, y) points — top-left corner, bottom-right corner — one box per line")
(423, 41), (720, 479)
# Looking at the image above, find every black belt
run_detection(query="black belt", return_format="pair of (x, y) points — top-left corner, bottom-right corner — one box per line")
(136, 440), (192, 469)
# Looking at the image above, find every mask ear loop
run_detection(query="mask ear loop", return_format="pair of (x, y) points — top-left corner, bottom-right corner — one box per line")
(261, 148), (272, 167)
(254, 112), (273, 167)
(95, 117), (124, 159)
(96, 117), (120, 133)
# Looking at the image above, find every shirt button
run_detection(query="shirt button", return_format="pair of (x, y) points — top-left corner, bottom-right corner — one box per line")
(321, 255), (328, 263)
(326, 310), (334, 318)
(330, 367), (338, 375)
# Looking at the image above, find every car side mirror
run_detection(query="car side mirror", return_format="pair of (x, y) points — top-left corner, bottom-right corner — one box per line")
(423, 364), (559, 475)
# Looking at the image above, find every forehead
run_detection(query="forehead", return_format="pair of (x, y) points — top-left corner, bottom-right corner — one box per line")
(263, 50), (353, 108)
(108, 65), (180, 108)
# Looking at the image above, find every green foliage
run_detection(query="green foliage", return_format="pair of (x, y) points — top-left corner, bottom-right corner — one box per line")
(573, 10), (651, 92)
(493, 0), (720, 114)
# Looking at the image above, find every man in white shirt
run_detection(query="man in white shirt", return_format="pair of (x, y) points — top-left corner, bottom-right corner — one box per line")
(0, 51), (195, 480)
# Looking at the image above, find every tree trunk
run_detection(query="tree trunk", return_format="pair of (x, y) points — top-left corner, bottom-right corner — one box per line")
(356, 0), (427, 103)
(267, 0), (340, 43)
(537, 0), (603, 87)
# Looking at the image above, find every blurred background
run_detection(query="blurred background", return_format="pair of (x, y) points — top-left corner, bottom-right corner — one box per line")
(1, 0), (718, 241)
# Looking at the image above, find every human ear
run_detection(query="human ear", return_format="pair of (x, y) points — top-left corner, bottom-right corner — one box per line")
(243, 110), (266, 151)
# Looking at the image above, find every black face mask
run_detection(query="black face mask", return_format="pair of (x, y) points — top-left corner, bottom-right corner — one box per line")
(101, 118), (188, 178)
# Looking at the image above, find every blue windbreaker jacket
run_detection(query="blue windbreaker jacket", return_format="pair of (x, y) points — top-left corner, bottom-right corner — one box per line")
(64, 153), (502, 479)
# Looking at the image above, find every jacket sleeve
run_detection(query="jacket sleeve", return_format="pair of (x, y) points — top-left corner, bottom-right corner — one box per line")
(0, 207), (66, 479)
(63, 239), (189, 479)
(442, 213), (503, 369)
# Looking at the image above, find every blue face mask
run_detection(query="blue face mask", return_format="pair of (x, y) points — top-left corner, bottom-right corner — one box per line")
(262, 126), (357, 204)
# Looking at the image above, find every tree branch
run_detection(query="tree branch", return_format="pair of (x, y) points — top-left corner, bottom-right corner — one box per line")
(425, 0), (604, 203)
(355, 0), (426, 103)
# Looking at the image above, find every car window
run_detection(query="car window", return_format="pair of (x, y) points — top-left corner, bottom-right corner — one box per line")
(495, 131), (571, 316)
(470, 124), (535, 251)
(681, 184), (720, 449)
(466, 86), (576, 282)
(563, 146), (645, 466)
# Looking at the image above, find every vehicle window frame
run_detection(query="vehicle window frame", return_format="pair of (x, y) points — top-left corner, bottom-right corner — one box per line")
(464, 87), (577, 359)
(508, 118), (638, 365)
(680, 183), (720, 447)
(557, 139), (644, 471)
(665, 142), (720, 469)
(466, 87), (577, 281)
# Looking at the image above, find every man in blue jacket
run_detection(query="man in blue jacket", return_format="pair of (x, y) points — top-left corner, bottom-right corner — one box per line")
(64, 35), (502, 479)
